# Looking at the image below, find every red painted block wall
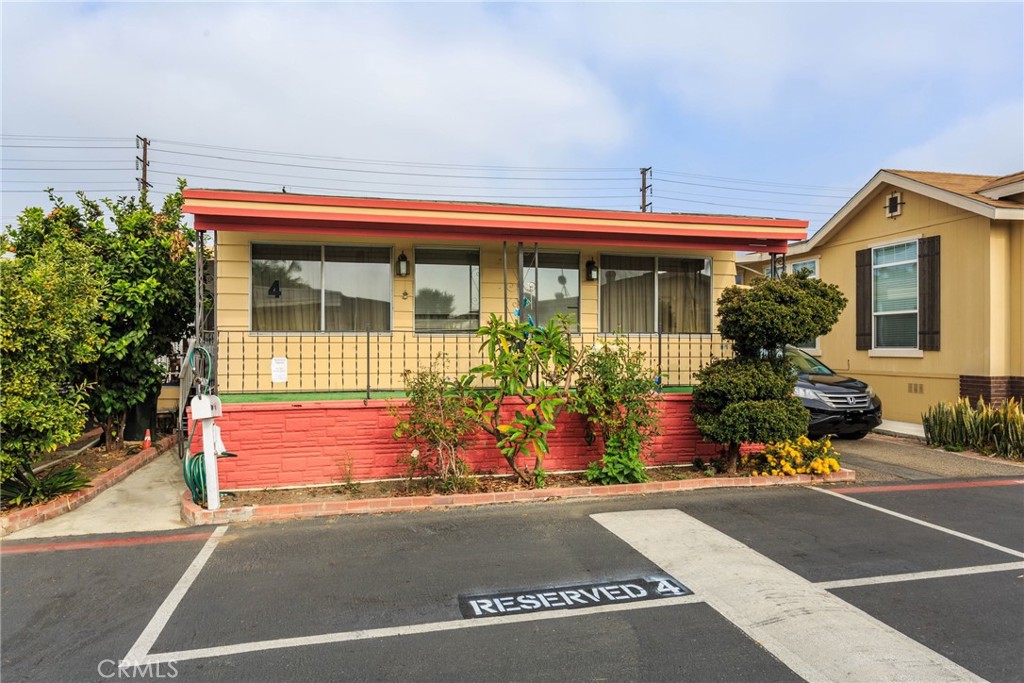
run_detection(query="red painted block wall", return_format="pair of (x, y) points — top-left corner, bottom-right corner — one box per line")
(190, 395), (725, 490)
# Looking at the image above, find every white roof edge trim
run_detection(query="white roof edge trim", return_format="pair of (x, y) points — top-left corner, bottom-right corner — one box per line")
(980, 179), (1024, 199)
(736, 170), (1024, 265)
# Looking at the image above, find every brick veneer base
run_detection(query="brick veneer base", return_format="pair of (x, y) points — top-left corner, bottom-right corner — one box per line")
(0, 434), (178, 537)
(191, 395), (729, 491)
(958, 375), (1024, 404)
(181, 468), (856, 526)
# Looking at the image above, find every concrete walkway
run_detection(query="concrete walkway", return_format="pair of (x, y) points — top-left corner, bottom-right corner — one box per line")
(876, 419), (927, 440)
(5, 450), (186, 539)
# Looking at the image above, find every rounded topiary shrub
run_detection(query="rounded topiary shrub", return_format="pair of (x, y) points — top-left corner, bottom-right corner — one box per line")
(717, 274), (847, 357)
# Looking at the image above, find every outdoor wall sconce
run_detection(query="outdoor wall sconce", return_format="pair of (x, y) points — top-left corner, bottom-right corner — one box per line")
(396, 252), (410, 277)
(585, 258), (598, 282)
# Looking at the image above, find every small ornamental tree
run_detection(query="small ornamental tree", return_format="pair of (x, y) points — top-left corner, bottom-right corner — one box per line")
(466, 315), (581, 487)
(0, 226), (102, 481)
(693, 273), (847, 474)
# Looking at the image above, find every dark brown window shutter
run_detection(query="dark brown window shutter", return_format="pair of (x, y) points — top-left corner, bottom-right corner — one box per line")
(856, 248), (872, 350)
(918, 236), (940, 351)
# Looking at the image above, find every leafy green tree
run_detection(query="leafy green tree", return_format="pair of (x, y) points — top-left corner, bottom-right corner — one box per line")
(6, 184), (196, 452)
(0, 220), (102, 480)
(692, 273), (847, 474)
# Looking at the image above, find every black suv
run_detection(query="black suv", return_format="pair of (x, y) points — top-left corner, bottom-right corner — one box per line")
(786, 346), (882, 439)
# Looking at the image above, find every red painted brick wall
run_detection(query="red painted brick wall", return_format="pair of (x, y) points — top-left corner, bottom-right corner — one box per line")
(190, 395), (723, 490)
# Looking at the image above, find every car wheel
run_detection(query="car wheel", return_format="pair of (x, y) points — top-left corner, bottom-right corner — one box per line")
(838, 430), (869, 440)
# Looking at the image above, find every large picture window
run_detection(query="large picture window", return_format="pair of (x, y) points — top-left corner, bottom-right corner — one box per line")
(251, 244), (391, 333)
(415, 248), (480, 332)
(600, 255), (711, 334)
(522, 252), (580, 331)
(873, 241), (918, 348)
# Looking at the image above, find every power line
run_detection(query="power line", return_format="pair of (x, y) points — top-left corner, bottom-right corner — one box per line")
(2, 167), (135, 171)
(653, 193), (835, 216)
(0, 144), (135, 150)
(153, 138), (636, 173)
(657, 168), (856, 192)
(150, 147), (635, 181)
(655, 188), (843, 209)
(149, 166), (634, 192)
(657, 176), (848, 198)
(2, 188), (140, 193)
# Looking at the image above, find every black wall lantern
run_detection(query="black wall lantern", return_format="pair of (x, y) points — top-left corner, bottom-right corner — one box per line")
(396, 251), (409, 277)
(585, 258), (598, 282)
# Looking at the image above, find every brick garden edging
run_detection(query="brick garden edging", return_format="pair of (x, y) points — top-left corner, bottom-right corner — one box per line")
(180, 467), (856, 526)
(0, 434), (179, 537)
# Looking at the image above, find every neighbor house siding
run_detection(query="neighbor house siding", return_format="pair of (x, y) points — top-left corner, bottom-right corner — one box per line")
(745, 186), (1006, 423)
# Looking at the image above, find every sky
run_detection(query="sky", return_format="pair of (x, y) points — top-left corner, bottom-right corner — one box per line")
(2, 2), (1022, 233)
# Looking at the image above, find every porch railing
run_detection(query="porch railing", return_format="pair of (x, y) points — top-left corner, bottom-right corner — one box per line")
(204, 328), (732, 397)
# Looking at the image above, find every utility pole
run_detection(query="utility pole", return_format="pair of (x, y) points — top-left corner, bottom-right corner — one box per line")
(136, 135), (151, 198)
(640, 167), (652, 212)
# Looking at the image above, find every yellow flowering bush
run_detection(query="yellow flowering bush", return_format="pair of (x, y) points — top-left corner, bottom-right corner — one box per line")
(744, 435), (841, 477)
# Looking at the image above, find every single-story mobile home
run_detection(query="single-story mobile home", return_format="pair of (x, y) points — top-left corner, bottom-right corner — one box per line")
(184, 189), (806, 489)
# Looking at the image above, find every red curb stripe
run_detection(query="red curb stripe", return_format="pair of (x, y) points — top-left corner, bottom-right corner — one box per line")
(837, 479), (1024, 495)
(0, 531), (212, 555)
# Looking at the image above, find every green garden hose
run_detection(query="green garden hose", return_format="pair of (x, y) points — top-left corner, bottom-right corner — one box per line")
(180, 343), (236, 506)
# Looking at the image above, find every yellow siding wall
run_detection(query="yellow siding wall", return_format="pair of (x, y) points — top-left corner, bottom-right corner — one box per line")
(213, 230), (736, 393)
(745, 186), (1016, 423)
(1010, 221), (1024, 377)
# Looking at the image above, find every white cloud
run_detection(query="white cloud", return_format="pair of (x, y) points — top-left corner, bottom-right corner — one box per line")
(2, 3), (630, 166)
(883, 101), (1024, 175)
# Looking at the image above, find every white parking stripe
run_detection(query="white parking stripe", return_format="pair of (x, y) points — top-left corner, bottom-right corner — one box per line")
(134, 594), (702, 665)
(810, 486), (1024, 559)
(121, 525), (229, 668)
(593, 509), (984, 683)
(817, 561), (1024, 590)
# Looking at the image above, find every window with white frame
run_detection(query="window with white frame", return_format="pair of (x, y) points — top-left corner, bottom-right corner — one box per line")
(872, 241), (918, 348)
(790, 259), (817, 278)
(414, 248), (480, 332)
(522, 252), (580, 331)
(251, 244), (392, 333)
(789, 258), (819, 350)
(600, 255), (711, 334)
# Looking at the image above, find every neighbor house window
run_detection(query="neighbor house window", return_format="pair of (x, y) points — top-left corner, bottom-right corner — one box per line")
(600, 255), (711, 334)
(790, 259), (817, 278)
(415, 248), (480, 332)
(522, 252), (580, 331)
(872, 241), (918, 348)
(251, 244), (392, 333)
(790, 258), (819, 350)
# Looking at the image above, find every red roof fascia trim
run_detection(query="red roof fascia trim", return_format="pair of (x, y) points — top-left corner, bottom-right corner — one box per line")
(194, 217), (791, 253)
(186, 205), (806, 242)
(183, 189), (808, 229)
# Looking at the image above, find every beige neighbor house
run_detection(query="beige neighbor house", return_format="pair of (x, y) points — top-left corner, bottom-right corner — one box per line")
(740, 169), (1024, 425)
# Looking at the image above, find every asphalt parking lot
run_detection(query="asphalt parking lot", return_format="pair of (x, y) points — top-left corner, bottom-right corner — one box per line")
(2, 440), (1022, 682)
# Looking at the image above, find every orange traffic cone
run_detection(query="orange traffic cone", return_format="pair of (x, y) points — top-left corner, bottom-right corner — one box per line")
(143, 429), (152, 449)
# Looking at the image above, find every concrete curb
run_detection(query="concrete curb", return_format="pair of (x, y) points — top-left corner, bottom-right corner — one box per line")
(180, 468), (856, 526)
(1, 434), (179, 537)
(872, 428), (926, 443)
